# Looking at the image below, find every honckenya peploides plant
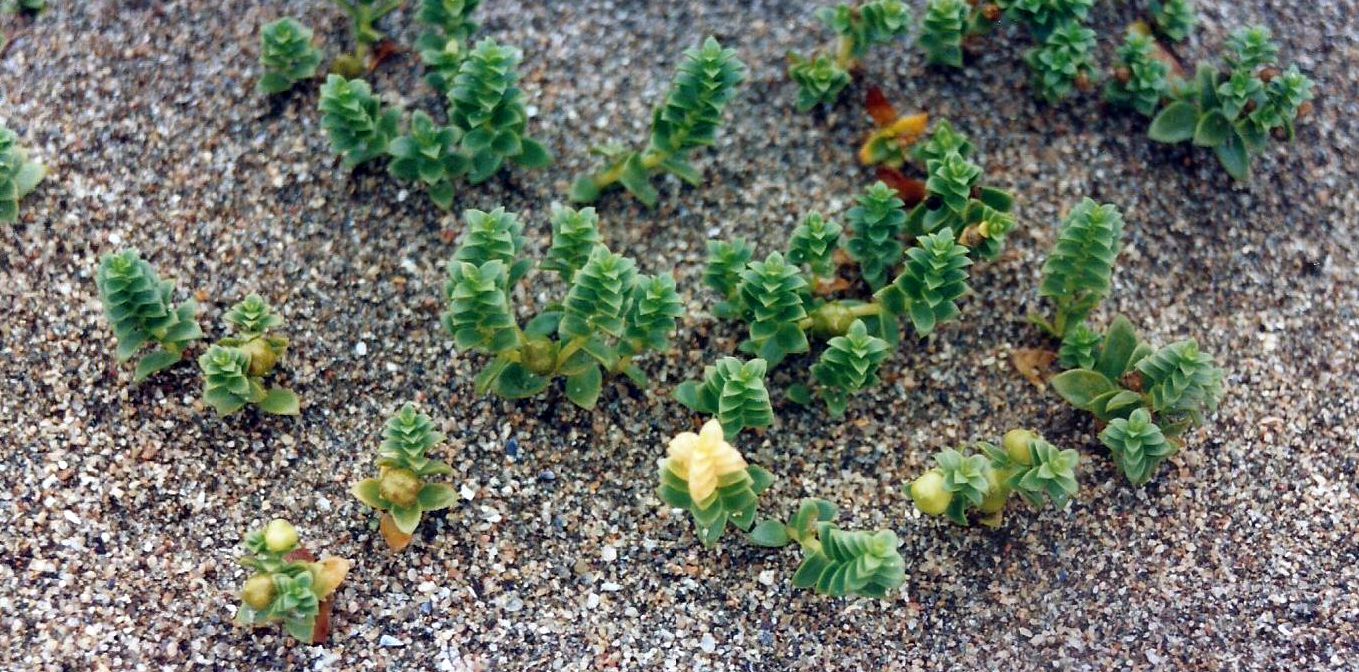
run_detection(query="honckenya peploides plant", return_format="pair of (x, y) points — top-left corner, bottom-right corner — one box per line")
(571, 37), (746, 207)
(447, 38), (553, 183)
(257, 18), (323, 95)
(749, 498), (906, 599)
(656, 419), (775, 547)
(417, 0), (482, 94)
(329, 0), (403, 76)
(319, 75), (401, 171)
(674, 357), (775, 437)
(1030, 198), (1125, 339)
(908, 429), (1080, 528)
(352, 404), (457, 551)
(787, 0), (912, 111)
(236, 519), (350, 644)
(0, 124), (45, 223)
(96, 249), (203, 381)
(918, 0), (1000, 68)
(1147, 25), (1314, 181)
(1050, 315), (1224, 485)
(442, 206), (683, 408)
(198, 294), (300, 416)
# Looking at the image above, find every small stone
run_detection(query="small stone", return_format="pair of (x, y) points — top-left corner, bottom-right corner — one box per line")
(700, 633), (716, 653)
(379, 635), (405, 648)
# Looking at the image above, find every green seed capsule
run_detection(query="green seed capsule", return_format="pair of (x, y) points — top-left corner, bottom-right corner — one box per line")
(910, 469), (952, 516)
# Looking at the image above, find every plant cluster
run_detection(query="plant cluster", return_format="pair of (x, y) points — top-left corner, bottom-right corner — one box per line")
(0, 124), (45, 223)
(418, 0), (483, 93)
(1147, 26), (1314, 180)
(919, 0), (999, 68)
(908, 429), (1080, 528)
(750, 498), (906, 599)
(442, 207), (683, 408)
(236, 519), (350, 644)
(199, 294), (299, 417)
(1025, 20), (1099, 104)
(1051, 316), (1224, 484)
(674, 357), (775, 437)
(787, 0), (912, 110)
(257, 18), (323, 95)
(96, 249), (204, 381)
(1149, 0), (1197, 43)
(353, 404), (457, 551)
(657, 419), (775, 547)
(571, 37), (746, 207)
(1104, 31), (1173, 117)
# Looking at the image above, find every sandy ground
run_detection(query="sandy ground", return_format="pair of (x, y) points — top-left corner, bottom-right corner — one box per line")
(2, 0), (1357, 669)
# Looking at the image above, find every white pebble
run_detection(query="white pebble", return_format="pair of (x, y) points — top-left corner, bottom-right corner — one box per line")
(379, 635), (405, 647)
(700, 633), (716, 653)
(354, 342), (368, 356)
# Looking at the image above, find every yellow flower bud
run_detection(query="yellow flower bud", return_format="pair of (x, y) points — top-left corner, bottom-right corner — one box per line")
(1004, 429), (1039, 466)
(263, 519), (299, 553)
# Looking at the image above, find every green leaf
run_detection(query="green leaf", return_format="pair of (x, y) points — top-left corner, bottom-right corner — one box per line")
(258, 388), (301, 415)
(747, 465), (774, 494)
(618, 154), (658, 207)
(514, 138), (553, 168)
(133, 349), (183, 382)
(1148, 101), (1198, 143)
(493, 363), (551, 399)
(673, 380), (705, 413)
(749, 520), (791, 548)
(1214, 129), (1251, 181)
(1094, 315), (1139, 380)
(417, 483), (457, 511)
(1050, 369), (1118, 409)
(390, 505), (423, 534)
(1193, 110), (1232, 147)
(352, 478), (386, 510)
(569, 177), (601, 203)
(564, 364), (603, 409)
(283, 616), (317, 644)
(660, 156), (702, 185)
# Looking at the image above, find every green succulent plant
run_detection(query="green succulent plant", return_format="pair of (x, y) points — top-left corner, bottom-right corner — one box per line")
(874, 229), (972, 336)
(1100, 407), (1176, 485)
(571, 37), (746, 206)
(1147, 26), (1313, 181)
(704, 239), (756, 320)
(387, 110), (469, 210)
(658, 419), (775, 547)
(1051, 315), (1225, 445)
(447, 38), (553, 183)
(674, 357), (775, 437)
(808, 320), (890, 417)
(331, 0), (401, 47)
(352, 404), (457, 549)
(787, 0), (914, 111)
(1150, 0), (1196, 43)
(738, 252), (812, 367)
(844, 181), (907, 291)
(788, 54), (853, 112)
(199, 294), (297, 416)
(990, 431), (1081, 508)
(1032, 198), (1126, 338)
(257, 18), (323, 95)
(421, 38), (466, 95)
(541, 206), (604, 283)
(416, 0), (480, 51)
(997, 0), (1093, 40)
(319, 75), (401, 170)
(96, 249), (203, 381)
(0, 125), (45, 223)
(442, 207), (680, 408)
(750, 498), (904, 600)
(1025, 20), (1098, 104)
(910, 429), (1082, 527)
(1058, 322), (1102, 370)
(787, 212), (844, 281)
(911, 120), (974, 166)
(1104, 33), (1172, 117)
(918, 0), (999, 68)
(236, 519), (350, 644)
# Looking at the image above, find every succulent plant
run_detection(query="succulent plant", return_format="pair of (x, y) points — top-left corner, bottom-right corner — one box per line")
(738, 252), (812, 367)
(387, 110), (469, 210)
(1104, 33), (1172, 117)
(421, 38), (466, 95)
(1058, 322), (1102, 370)
(352, 404), (457, 551)
(257, 18), (322, 95)
(809, 320), (891, 417)
(447, 39), (552, 184)
(416, 0), (481, 51)
(910, 429), (1081, 527)
(331, 0), (401, 47)
(910, 447), (994, 525)
(991, 430), (1081, 508)
(657, 419), (775, 547)
(919, 0), (969, 68)
(319, 75), (401, 170)
(704, 239), (756, 320)
(844, 181), (908, 291)
(674, 357), (775, 437)
(199, 294), (298, 416)
(571, 37), (746, 206)
(997, 0), (1093, 40)
(911, 120), (974, 166)
(96, 249), (203, 381)
(819, 0), (912, 61)
(1148, 26), (1313, 181)
(788, 53), (853, 112)
(751, 497), (904, 600)
(787, 212), (844, 281)
(1100, 407), (1176, 485)
(1150, 0), (1196, 43)
(874, 229), (972, 336)
(0, 124), (45, 223)
(1033, 198), (1125, 338)
(235, 519), (350, 644)
(1025, 20), (1098, 104)
(442, 207), (680, 408)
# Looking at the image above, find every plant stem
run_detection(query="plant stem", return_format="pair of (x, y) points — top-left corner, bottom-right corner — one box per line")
(588, 149), (669, 193)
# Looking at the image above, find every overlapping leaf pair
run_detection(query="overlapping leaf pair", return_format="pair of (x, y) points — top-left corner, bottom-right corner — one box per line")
(0, 124), (45, 223)
(96, 249), (204, 381)
(1050, 315), (1224, 484)
(199, 294), (299, 417)
(1147, 26), (1314, 181)
(787, 0), (912, 110)
(908, 429), (1080, 527)
(352, 404), (457, 551)
(236, 519), (350, 644)
(442, 207), (682, 408)
(657, 419), (775, 547)
(571, 37), (746, 207)
(749, 498), (906, 600)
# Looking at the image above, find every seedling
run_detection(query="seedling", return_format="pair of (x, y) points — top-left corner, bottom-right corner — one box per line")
(387, 110), (469, 210)
(198, 294), (299, 416)
(908, 429), (1080, 527)
(257, 18), (323, 95)
(319, 75), (401, 170)
(0, 124), (45, 223)
(352, 404), (457, 551)
(749, 498), (905, 600)
(786, 0), (912, 109)
(236, 519), (350, 644)
(442, 207), (683, 408)
(1147, 25), (1314, 181)
(447, 39), (553, 183)
(1104, 32), (1173, 117)
(1025, 20), (1098, 103)
(674, 357), (775, 437)
(96, 249), (203, 381)
(918, 0), (1000, 68)
(417, 0), (482, 95)
(1030, 198), (1126, 338)
(1050, 315), (1224, 483)
(571, 37), (746, 207)
(329, 0), (402, 76)
(997, 0), (1093, 39)
(656, 419), (775, 547)
(1149, 0), (1196, 43)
